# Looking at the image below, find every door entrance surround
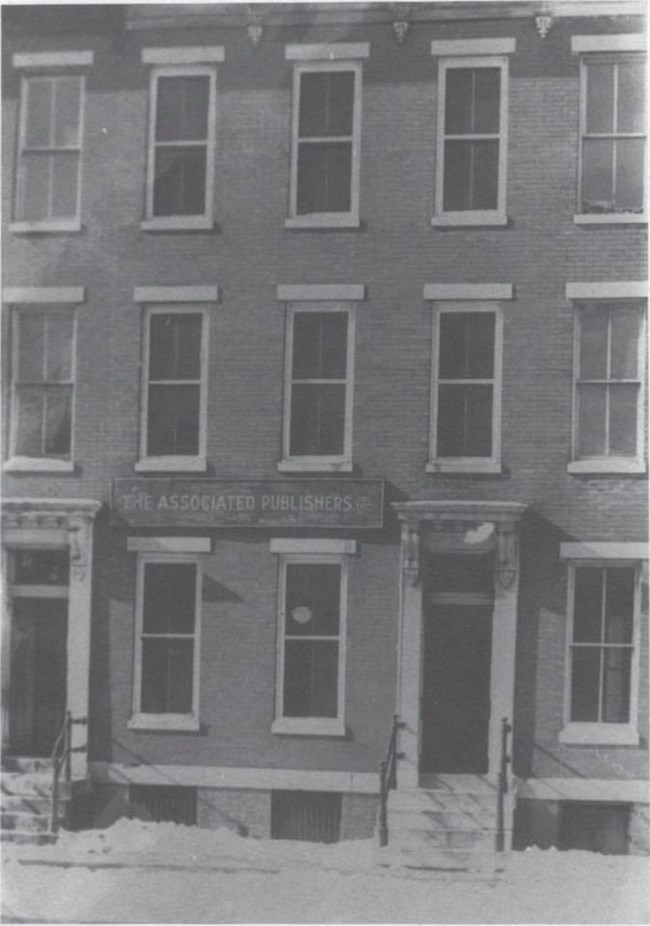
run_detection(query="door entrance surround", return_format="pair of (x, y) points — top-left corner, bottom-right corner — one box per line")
(2, 498), (101, 778)
(392, 500), (526, 789)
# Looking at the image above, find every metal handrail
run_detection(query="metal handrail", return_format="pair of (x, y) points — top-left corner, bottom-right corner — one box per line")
(496, 716), (512, 852)
(50, 712), (86, 834)
(378, 714), (402, 847)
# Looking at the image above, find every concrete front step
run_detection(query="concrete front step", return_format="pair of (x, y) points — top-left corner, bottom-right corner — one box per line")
(389, 789), (497, 813)
(0, 830), (57, 846)
(2, 757), (54, 775)
(1, 811), (52, 833)
(0, 793), (52, 814)
(390, 826), (498, 851)
(381, 846), (507, 872)
(389, 808), (496, 829)
(1, 773), (54, 797)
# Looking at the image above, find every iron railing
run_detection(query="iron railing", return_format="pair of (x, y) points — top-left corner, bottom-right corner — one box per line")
(496, 716), (512, 852)
(378, 714), (402, 847)
(50, 712), (86, 834)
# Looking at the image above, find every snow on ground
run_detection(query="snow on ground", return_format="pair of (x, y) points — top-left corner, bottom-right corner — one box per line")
(2, 819), (648, 924)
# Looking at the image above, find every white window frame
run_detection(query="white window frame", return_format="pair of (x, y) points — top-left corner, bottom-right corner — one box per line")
(136, 304), (209, 473)
(569, 299), (646, 474)
(12, 73), (86, 234)
(279, 302), (356, 473)
(7, 305), (77, 473)
(272, 550), (349, 737)
(427, 302), (503, 473)
(575, 53), (647, 225)
(142, 64), (217, 231)
(129, 553), (203, 732)
(433, 55), (509, 227)
(560, 561), (642, 746)
(286, 60), (363, 229)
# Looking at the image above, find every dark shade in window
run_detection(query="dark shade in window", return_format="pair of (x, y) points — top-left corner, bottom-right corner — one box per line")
(153, 146), (207, 216)
(292, 313), (347, 380)
(437, 383), (493, 457)
(439, 313), (495, 379)
(297, 143), (352, 215)
(147, 384), (200, 456)
(155, 76), (209, 142)
(445, 67), (500, 135)
(149, 314), (202, 381)
(284, 640), (338, 717)
(286, 564), (341, 636)
(141, 637), (194, 713)
(298, 72), (354, 138)
(142, 563), (196, 634)
(443, 139), (499, 211)
(289, 384), (345, 456)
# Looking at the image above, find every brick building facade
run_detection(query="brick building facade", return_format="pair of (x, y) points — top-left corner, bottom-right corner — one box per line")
(1, 2), (648, 854)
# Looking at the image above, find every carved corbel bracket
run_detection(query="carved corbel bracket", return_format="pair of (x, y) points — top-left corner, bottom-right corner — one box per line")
(496, 522), (518, 589)
(402, 523), (420, 586)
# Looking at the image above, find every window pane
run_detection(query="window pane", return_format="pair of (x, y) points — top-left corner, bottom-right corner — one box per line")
(141, 638), (194, 714)
(284, 640), (338, 717)
(437, 384), (492, 457)
(292, 313), (347, 380)
(299, 71), (354, 138)
(574, 567), (603, 643)
(577, 385), (607, 456)
(473, 68), (501, 134)
(604, 568), (635, 644)
(155, 76), (209, 142)
(445, 69), (473, 135)
(149, 314), (202, 381)
(20, 154), (50, 221)
(609, 384), (638, 455)
(582, 139), (614, 212)
(601, 647), (631, 723)
(14, 387), (44, 456)
(297, 142), (352, 214)
(439, 313), (494, 379)
(579, 310), (608, 379)
(571, 647), (601, 721)
(143, 563), (196, 634)
(43, 387), (72, 456)
(286, 563), (341, 636)
(13, 549), (69, 586)
(147, 384), (200, 456)
(443, 140), (498, 211)
(53, 77), (81, 147)
(615, 138), (645, 211)
(617, 61), (645, 133)
(153, 146), (207, 216)
(16, 313), (45, 383)
(25, 79), (53, 148)
(586, 63), (615, 134)
(610, 307), (639, 379)
(50, 153), (79, 218)
(45, 313), (73, 382)
(289, 383), (345, 456)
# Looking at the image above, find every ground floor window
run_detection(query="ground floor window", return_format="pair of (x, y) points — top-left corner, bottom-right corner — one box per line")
(271, 791), (341, 843)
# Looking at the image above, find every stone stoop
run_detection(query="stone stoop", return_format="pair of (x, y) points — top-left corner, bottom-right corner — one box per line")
(1, 758), (86, 846)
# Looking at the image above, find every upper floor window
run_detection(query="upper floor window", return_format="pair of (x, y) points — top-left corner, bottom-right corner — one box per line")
(579, 56), (646, 219)
(15, 75), (84, 230)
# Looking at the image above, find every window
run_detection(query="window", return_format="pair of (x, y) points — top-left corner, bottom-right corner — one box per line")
(145, 66), (216, 228)
(288, 61), (362, 227)
(578, 56), (646, 218)
(434, 57), (508, 225)
(273, 555), (348, 735)
(428, 306), (502, 472)
(559, 803), (630, 855)
(138, 308), (208, 472)
(561, 563), (641, 745)
(15, 74), (84, 230)
(271, 791), (342, 843)
(9, 308), (75, 469)
(131, 557), (202, 730)
(129, 786), (197, 825)
(572, 302), (645, 472)
(281, 306), (355, 472)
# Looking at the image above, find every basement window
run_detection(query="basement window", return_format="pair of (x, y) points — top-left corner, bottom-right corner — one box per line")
(559, 802), (630, 855)
(271, 791), (342, 843)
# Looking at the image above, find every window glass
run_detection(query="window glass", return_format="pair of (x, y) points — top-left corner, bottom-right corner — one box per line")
(445, 68), (500, 135)
(604, 568), (634, 644)
(297, 143), (352, 215)
(149, 314), (202, 381)
(24, 78), (53, 147)
(617, 61), (645, 133)
(53, 77), (81, 147)
(571, 648), (601, 721)
(292, 313), (347, 380)
(299, 72), (354, 138)
(437, 384), (493, 457)
(141, 638), (194, 713)
(147, 384), (200, 456)
(601, 649), (631, 722)
(573, 567), (603, 642)
(153, 146), (207, 217)
(284, 640), (338, 717)
(142, 563), (196, 634)
(585, 62), (615, 134)
(155, 76), (209, 142)
(439, 313), (495, 379)
(13, 549), (69, 586)
(286, 564), (340, 636)
(443, 139), (499, 212)
(609, 386), (639, 454)
(615, 138), (645, 210)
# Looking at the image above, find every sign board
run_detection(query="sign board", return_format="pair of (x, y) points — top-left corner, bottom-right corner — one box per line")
(112, 478), (384, 529)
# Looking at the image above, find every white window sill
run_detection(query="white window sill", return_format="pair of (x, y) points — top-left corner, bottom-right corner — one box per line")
(135, 457), (207, 473)
(568, 459), (646, 475)
(10, 219), (82, 234)
(284, 214), (360, 230)
(431, 212), (508, 228)
(272, 718), (346, 737)
(4, 457), (75, 473)
(559, 723), (639, 746)
(573, 213), (647, 226)
(426, 459), (501, 474)
(141, 216), (215, 232)
(278, 458), (353, 473)
(128, 714), (200, 732)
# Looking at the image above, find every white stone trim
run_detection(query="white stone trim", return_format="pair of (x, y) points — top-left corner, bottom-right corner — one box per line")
(133, 286), (219, 304)
(140, 217), (216, 232)
(128, 714), (200, 732)
(10, 219), (83, 235)
(516, 777), (649, 804)
(127, 537), (211, 554)
(430, 38), (516, 56)
(573, 213), (647, 226)
(12, 51), (94, 69)
(559, 722), (639, 746)
(568, 459), (647, 475)
(566, 282), (648, 300)
(285, 43), (370, 61)
(3, 287), (85, 304)
(571, 34), (646, 54)
(277, 284), (365, 302)
(89, 761), (378, 794)
(142, 47), (225, 64)
(4, 458), (75, 473)
(424, 283), (513, 301)
(271, 718), (346, 737)
(270, 538), (357, 555)
(560, 542), (648, 560)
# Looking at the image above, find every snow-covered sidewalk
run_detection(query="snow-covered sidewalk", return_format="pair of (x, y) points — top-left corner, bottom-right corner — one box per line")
(2, 820), (648, 923)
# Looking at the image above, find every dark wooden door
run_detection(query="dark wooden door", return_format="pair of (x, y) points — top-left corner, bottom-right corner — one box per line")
(9, 598), (68, 757)
(420, 603), (492, 774)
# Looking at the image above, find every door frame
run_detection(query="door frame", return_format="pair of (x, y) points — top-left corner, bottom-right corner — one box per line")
(392, 500), (526, 790)
(2, 498), (101, 777)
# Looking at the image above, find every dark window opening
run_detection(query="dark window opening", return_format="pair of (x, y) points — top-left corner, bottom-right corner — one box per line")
(271, 791), (341, 843)
(559, 802), (630, 855)
(129, 785), (197, 826)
